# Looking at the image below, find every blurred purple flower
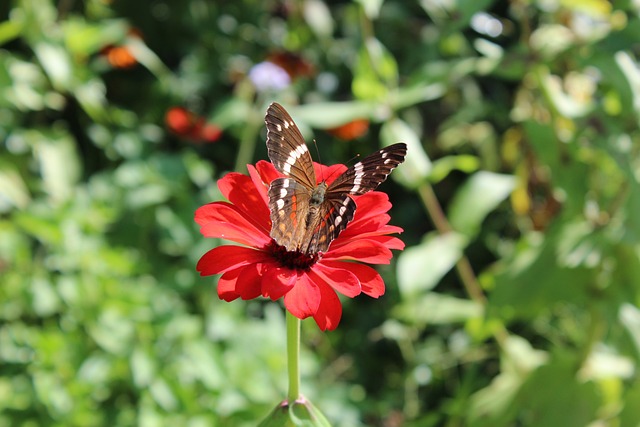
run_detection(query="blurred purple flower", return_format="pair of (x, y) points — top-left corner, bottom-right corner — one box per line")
(248, 61), (291, 91)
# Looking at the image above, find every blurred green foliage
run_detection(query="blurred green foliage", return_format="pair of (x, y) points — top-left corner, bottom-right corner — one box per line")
(1, 0), (640, 426)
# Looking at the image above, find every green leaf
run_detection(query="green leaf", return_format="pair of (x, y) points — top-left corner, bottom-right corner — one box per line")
(392, 81), (447, 110)
(467, 336), (548, 427)
(62, 18), (127, 56)
(541, 73), (593, 118)
(489, 229), (593, 318)
(620, 303), (640, 357)
(0, 162), (31, 211)
(380, 118), (431, 187)
(394, 292), (483, 325)
(0, 19), (23, 46)
(292, 101), (376, 128)
(429, 154), (480, 183)
(620, 380), (640, 427)
(302, 0), (334, 37)
(355, 0), (384, 19)
(397, 231), (467, 296)
(448, 171), (515, 237)
(35, 130), (81, 203)
(515, 353), (600, 427)
(352, 38), (398, 101)
(33, 42), (73, 92)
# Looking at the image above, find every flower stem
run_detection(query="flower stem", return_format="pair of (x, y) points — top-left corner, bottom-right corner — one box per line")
(286, 310), (301, 403)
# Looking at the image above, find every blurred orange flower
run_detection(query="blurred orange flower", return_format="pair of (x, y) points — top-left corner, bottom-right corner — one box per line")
(326, 119), (369, 141)
(100, 28), (143, 69)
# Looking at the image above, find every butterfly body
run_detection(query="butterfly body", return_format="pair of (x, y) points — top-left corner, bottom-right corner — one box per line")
(265, 102), (407, 255)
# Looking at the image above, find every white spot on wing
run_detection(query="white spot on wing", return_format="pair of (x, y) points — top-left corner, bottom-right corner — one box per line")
(276, 199), (285, 210)
(282, 144), (308, 175)
(352, 162), (364, 193)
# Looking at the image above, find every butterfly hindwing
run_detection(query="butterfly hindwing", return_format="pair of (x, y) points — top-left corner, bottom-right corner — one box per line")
(265, 103), (316, 189)
(307, 195), (357, 254)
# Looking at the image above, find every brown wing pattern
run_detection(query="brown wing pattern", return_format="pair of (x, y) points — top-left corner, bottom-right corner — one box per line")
(306, 195), (357, 253)
(326, 143), (407, 195)
(267, 177), (312, 252)
(265, 102), (316, 189)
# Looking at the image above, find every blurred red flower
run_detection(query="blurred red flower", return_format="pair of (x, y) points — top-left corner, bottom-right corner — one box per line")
(195, 160), (404, 330)
(165, 107), (222, 143)
(327, 119), (370, 140)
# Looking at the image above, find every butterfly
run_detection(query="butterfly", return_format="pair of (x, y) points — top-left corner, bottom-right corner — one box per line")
(265, 102), (407, 255)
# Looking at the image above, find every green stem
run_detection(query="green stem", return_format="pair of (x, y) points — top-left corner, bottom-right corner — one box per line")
(234, 108), (261, 173)
(286, 310), (301, 403)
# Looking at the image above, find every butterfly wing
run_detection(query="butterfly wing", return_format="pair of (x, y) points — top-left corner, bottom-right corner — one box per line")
(305, 143), (407, 252)
(265, 102), (316, 189)
(306, 195), (357, 254)
(268, 177), (313, 252)
(326, 143), (407, 195)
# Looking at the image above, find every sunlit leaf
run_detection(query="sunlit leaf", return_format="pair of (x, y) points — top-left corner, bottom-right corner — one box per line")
(397, 231), (467, 296)
(33, 42), (73, 91)
(448, 171), (515, 237)
(380, 118), (431, 187)
(394, 292), (483, 325)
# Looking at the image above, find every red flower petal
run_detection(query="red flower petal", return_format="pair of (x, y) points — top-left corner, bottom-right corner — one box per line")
(312, 281), (342, 331)
(369, 235), (405, 250)
(324, 239), (393, 264)
(284, 274), (321, 319)
(255, 160), (281, 186)
(311, 263), (361, 298)
(353, 192), (392, 216)
(248, 163), (273, 207)
(235, 263), (263, 300)
(262, 266), (298, 300)
(322, 261), (385, 298)
(217, 172), (271, 231)
(196, 245), (271, 276)
(315, 163), (346, 185)
(217, 268), (242, 301)
(195, 202), (271, 247)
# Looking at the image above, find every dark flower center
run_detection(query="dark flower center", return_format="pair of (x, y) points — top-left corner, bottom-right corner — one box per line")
(266, 240), (320, 271)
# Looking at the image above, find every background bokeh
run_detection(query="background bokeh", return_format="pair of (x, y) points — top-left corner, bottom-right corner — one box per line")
(2, 0), (640, 426)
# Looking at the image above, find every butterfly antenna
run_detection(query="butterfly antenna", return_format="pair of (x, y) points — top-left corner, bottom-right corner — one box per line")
(345, 153), (361, 166)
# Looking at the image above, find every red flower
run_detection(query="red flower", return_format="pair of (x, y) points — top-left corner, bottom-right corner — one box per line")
(195, 160), (404, 331)
(165, 107), (222, 143)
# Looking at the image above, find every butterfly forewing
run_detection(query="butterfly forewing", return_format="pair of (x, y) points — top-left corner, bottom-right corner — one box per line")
(265, 103), (316, 189)
(326, 143), (407, 195)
